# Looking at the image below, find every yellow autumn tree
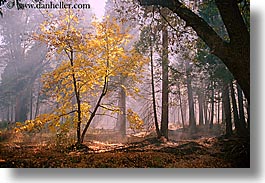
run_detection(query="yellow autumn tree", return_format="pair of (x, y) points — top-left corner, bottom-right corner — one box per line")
(17, 10), (147, 145)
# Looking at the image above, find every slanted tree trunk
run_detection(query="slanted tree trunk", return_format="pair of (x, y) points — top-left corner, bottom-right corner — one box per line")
(80, 73), (108, 143)
(160, 20), (169, 139)
(68, 49), (82, 145)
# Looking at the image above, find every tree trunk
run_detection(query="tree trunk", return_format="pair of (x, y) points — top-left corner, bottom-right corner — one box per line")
(150, 32), (161, 138)
(34, 87), (41, 118)
(230, 81), (241, 134)
(7, 105), (10, 122)
(209, 81), (214, 129)
(15, 94), (28, 122)
(81, 58), (109, 143)
(185, 61), (196, 133)
(11, 103), (14, 122)
(237, 83), (246, 129)
(160, 21), (169, 139)
(116, 82), (126, 137)
(217, 92), (220, 124)
(177, 82), (185, 129)
(198, 89), (204, 126)
(247, 102), (250, 131)
(29, 87), (33, 120)
(223, 83), (232, 137)
(204, 97), (209, 126)
(68, 50), (82, 145)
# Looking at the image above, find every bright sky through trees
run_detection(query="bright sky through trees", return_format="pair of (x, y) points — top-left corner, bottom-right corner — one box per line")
(89, 0), (107, 20)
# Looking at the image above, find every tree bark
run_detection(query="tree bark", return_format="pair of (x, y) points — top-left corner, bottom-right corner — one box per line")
(223, 83), (232, 137)
(29, 87), (33, 120)
(150, 32), (161, 138)
(198, 89), (204, 126)
(80, 74), (108, 143)
(116, 81), (126, 137)
(230, 81), (241, 133)
(209, 81), (215, 129)
(15, 94), (28, 122)
(217, 92), (220, 124)
(177, 82), (185, 129)
(185, 61), (196, 133)
(160, 21), (169, 139)
(34, 87), (41, 119)
(237, 83), (246, 129)
(68, 49), (82, 145)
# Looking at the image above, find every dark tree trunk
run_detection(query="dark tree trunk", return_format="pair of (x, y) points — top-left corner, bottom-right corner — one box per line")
(223, 83), (232, 137)
(209, 81), (215, 129)
(185, 62), (196, 133)
(69, 50), (82, 145)
(160, 21), (169, 139)
(177, 82), (185, 129)
(150, 32), (161, 138)
(217, 92), (220, 124)
(247, 102), (250, 131)
(34, 87), (41, 118)
(7, 105), (10, 122)
(230, 81), (241, 133)
(222, 98), (225, 124)
(15, 94), (28, 122)
(11, 104), (14, 122)
(81, 74), (108, 143)
(204, 100), (209, 126)
(198, 89), (204, 126)
(237, 83), (246, 129)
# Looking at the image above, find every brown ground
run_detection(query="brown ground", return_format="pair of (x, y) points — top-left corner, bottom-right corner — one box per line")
(0, 129), (250, 168)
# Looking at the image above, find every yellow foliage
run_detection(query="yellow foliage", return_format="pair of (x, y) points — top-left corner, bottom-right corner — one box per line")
(31, 11), (148, 134)
(127, 109), (144, 133)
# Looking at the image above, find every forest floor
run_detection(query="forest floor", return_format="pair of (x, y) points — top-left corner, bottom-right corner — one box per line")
(0, 128), (250, 168)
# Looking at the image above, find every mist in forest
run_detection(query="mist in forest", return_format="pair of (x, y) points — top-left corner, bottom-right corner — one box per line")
(0, 0), (250, 168)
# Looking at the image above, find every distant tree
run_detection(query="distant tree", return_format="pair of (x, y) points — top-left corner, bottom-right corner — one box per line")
(0, 9), (47, 123)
